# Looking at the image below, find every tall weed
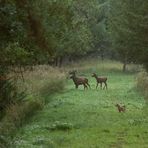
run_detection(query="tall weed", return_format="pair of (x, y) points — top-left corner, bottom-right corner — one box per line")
(137, 72), (148, 116)
(65, 58), (142, 74)
(136, 72), (148, 102)
(18, 65), (65, 99)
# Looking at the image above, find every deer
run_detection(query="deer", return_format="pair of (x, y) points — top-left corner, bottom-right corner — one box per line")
(69, 70), (90, 89)
(91, 73), (107, 89)
(115, 104), (126, 113)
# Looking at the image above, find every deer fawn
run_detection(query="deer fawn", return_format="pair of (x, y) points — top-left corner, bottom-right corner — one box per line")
(92, 73), (107, 89)
(69, 70), (90, 89)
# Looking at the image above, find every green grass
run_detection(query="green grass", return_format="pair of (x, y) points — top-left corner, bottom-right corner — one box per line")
(12, 60), (148, 148)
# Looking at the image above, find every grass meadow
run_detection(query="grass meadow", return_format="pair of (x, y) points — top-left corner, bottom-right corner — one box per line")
(12, 59), (148, 148)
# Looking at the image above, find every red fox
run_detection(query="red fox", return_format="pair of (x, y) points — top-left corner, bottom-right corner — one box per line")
(115, 104), (126, 112)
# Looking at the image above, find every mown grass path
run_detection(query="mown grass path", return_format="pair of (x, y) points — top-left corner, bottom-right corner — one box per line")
(13, 70), (148, 148)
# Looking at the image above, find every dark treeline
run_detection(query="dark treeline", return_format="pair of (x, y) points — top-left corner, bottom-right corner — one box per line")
(1, 0), (147, 69)
(0, 0), (110, 68)
(108, 0), (148, 71)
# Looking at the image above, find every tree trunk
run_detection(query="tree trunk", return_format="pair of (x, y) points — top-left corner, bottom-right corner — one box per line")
(59, 56), (63, 67)
(122, 62), (127, 72)
(15, 0), (53, 55)
(55, 58), (58, 67)
(101, 53), (104, 61)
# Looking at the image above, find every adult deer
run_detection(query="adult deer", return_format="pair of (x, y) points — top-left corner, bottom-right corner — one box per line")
(69, 70), (90, 89)
(92, 73), (107, 89)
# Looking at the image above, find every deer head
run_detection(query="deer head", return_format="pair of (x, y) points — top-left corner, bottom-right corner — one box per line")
(92, 73), (97, 77)
(69, 70), (77, 75)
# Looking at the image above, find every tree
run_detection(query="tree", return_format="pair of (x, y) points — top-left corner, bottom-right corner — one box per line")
(72, 0), (110, 59)
(108, 0), (148, 71)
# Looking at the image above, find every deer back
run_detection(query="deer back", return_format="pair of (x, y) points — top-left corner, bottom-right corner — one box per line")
(97, 77), (107, 83)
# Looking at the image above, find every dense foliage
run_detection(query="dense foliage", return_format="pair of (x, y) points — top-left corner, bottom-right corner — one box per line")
(108, 0), (148, 71)
(1, 0), (148, 68)
(0, 0), (110, 67)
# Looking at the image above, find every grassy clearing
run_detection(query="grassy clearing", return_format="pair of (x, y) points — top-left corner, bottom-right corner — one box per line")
(12, 60), (148, 148)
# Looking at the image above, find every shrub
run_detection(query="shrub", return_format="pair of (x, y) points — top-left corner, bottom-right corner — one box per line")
(5, 100), (43, 127)
(0, 135), (10, 148)
(18, 65), (66, 101)
(0, 78), (26, 118)
(136, 72), (148, 115)
(40, 79), (65, 97)
(136, 72), (148, 101)
(46, 121), (73, 131)
(0, 99), (44, 148)
(33, 137), (55, 147)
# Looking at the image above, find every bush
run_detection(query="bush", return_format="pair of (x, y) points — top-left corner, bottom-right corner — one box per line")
(136, 72), (148, 101)
(0, 78), (26, 118)
(33, 137), (55, 147)
(46, 121), (73, 131)
(0, 135), (10, 148)
(40, 79), (65, 97)
(136, 72), (148, 115)
(19, 65), (66, 100)
(5, 100), (43, 127)
(0, 99), (44, 147)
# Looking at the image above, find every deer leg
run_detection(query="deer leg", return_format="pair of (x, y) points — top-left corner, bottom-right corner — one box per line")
(100, 83), (102, 89)
(75, 85), (78, 89)
(103, 82), (107, 89)
(83, 84), (87, 90)
(83, 84), (85, 90)
(85, 84), (88, 89)
(86, 82), (91, 88)
(103, 82), (107, 90)
(96, 83), (98, 89)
